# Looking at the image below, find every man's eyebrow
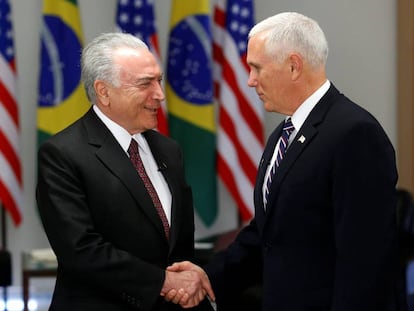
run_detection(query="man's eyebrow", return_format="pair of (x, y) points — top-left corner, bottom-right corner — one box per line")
(136, 74), (163, 83)
(136, 76), (156, 83)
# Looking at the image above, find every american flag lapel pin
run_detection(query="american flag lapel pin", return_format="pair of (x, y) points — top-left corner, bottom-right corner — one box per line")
(298, 135), (306, 143)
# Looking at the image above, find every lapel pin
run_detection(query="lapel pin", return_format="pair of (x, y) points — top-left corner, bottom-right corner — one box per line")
(298, 135), (306, 143)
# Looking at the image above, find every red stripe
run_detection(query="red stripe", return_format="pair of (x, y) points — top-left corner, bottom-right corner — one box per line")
(213, 6), (225, 28)
(157, 108), (169, 136)
(239, 51), (250, 76)
(0, 130), (22, 184)
(222, 57), (263, 143)
(0, 180), (21, 226)
(217, 154), (253, 221)
(214, 80), (220, 100)
(215, 1), (263, 223)
(219, 105), (257, 184)
(149, 34), (169, 136)
(149, 34), (161, 60)
(0, 80), (18, 126)
(213, 44), (264, 144)
(9, 59), (16, 73)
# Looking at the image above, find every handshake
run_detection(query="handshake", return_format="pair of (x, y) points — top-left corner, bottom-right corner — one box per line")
(161, 261), (215, 308)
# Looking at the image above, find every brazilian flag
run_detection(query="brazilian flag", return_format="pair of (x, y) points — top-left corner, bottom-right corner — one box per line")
(166, 0), (217, 226)
(37, 0), (89, 145)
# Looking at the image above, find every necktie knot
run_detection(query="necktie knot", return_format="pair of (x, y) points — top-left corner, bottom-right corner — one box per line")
(283, 117), (294, 136)
(128, 139), (139, 157)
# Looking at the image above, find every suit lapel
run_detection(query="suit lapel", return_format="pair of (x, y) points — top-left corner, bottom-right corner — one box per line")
(82, 109), (168, 242)
(255, 123), (283, 231)
(262, 85), (340, 218)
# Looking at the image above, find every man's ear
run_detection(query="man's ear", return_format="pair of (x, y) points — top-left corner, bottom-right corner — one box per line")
(94, 80), (109, 106)
(289, 53), (303, 80)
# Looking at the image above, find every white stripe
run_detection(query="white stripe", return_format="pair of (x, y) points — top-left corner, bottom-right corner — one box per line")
(187, 16), (212, 58)
(0, 54), (16, 97)
(41, 20), (64, 104)
(218, 77), (262, 165)
(215, 0), (225, 11)
(0, 152), (23, 212)
(0, 103), (19, 154)
(215, 0), (264, 219)
(213, 23), (263, 120)
(218, 128), (254, 215)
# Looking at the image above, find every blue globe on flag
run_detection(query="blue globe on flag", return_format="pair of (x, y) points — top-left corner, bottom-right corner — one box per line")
(38, 16), (82, 107)
(167, 15), (212, 106)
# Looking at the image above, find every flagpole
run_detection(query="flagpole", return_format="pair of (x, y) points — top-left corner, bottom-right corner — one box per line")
(1, 203), (6, 249)
(0, 201), (11, 311)
(0, 201), (7, 311)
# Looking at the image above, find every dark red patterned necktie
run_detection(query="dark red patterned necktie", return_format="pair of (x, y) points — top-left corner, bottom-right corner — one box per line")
(128, 139), (170, 240)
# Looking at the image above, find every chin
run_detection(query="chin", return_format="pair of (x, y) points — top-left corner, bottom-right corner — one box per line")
(148, 122), (158, 130)
(264, 103), (273, 112)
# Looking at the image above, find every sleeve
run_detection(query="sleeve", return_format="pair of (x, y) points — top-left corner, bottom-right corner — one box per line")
(204, 219), (263, 306)
(331, 119), (398, 310)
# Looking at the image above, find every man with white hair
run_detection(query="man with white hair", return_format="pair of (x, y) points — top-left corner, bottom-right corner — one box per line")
(168, 12), (399, 311)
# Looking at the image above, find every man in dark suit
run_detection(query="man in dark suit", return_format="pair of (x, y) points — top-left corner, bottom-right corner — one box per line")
(167, 12), (399, 311)
(36, 32), (214, 311)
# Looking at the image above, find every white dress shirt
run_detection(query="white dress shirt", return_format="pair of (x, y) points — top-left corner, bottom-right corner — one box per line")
(93, 105), (172, 224)
(262, 80), (331, 206)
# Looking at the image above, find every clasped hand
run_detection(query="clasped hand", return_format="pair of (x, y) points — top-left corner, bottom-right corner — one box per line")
(161, 261), (215, 308)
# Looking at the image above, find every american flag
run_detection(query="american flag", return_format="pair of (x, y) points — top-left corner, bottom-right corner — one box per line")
(116, 0), (169, 136)
(0, 0), (22, 225)
(214, 0), (264, 222)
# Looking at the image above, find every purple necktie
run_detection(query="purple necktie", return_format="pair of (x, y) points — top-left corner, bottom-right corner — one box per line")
(128, 139), (169, 240)
(264, 117), (295, 206)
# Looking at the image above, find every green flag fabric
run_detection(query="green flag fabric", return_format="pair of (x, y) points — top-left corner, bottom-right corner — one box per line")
(166, 0), (217, 226)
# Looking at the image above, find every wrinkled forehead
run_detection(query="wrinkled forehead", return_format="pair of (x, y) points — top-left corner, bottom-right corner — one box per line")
(114, 48), (162, 77)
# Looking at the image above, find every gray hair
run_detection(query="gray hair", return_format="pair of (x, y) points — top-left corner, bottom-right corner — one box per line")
(248, 12), (328, 69)
(81, 32), (149, 103)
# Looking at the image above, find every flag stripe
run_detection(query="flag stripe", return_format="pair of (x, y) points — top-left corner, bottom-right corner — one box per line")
(0, 181), (21, 225)
(0, 96), (19, 154)
(0, 83), (17, 126)
(0, 0), (23, 225)
(217, 154), (254, 220)
(214, 41), (263, 142)
(0, 55), (17, 125)
(217, 76), (263, 163)
(0, 130), (21, 184)
(214, 0), (264, 221)
(213, 20), (263, 124)
(217, 129), (255, 214)
(0, 151), (21, 203)
(218, 105), (258, 183)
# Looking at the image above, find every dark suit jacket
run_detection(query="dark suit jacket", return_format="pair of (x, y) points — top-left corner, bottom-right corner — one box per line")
(205, 84), (399, 311)
(36, 108), (210, 311)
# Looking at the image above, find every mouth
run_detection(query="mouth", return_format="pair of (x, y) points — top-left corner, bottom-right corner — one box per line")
(144, 106), (158, 114)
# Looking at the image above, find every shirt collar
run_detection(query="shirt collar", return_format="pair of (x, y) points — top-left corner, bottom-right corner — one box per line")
(290, 80), (330, 132)
(93, 105), (138, 154)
